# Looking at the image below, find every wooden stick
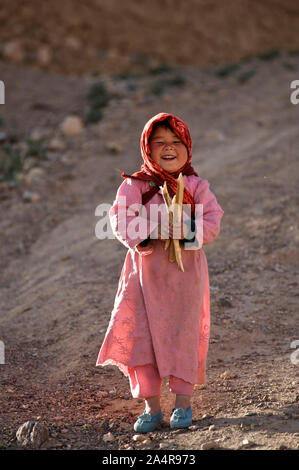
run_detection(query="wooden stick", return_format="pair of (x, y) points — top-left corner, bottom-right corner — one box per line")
(172, 173), (184, 271)
(162, 175), (184, 271)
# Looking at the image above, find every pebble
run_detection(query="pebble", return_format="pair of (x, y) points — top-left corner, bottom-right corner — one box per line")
(241, 439), (256, 448)
(65, 36), (82, 51)
(0, 131), (7, 142)
(25, 167), (47, 184)
(61, 116), (83, 136)
(201, 440), (221, 450)
(208, 425), (215, 431)
(3, 40), (25, 63)
(47, 137), (66, 151)
(16, 421), (49, 449)
(103, 432), (114, 443)
(159, 442), (169, 449)
(105, 142), (123, 154)
(123, 444), (132, 449)
(132, 434), (144, 442)
(97, 391), (109, 398)
(142, 439), (151, 445)
(22, 190), (41, 202)
(37, 45), (52, 66)
(170, 428), (185, 434)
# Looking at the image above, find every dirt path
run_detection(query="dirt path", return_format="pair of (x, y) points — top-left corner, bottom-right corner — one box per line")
(0, 52), (298, 450)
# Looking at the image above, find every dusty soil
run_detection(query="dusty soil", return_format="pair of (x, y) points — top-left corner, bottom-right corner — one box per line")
(1, 0), (299, 76)
(0, 49), (298, 451)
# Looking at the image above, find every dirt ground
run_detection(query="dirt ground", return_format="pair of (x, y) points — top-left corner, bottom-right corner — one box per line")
(1, 0), (299, 76)
(0, 49), (298, 451)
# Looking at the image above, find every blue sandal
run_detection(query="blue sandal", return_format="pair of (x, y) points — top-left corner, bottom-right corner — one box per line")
(170, 406), (192, 429)
(133, 409), (163, 433)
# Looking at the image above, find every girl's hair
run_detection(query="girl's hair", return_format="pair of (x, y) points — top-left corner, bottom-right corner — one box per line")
(149, 119), (174, 140)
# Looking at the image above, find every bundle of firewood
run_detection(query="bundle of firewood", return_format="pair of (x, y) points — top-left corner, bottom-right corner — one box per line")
(162, 173), (184, 272)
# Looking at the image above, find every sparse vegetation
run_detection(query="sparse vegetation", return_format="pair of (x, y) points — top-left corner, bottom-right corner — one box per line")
(0, 137), (47, 183)
(236, 69), (256, 84)
(85, 81), (110, 124)
(215, 63), (241, 78)
(24, 137), (47, 160)
(148, 64), (173, 75)
(149, 74), (186, 96)
(258, 48), (280, 61)
(0, 145), (24, 183)
(281, 62), (296, 71)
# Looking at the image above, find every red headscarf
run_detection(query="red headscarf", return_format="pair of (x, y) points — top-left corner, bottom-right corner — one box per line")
(121, 112), (198, 216)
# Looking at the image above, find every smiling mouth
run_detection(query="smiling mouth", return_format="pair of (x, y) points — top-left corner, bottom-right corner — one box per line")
(162, 155), (176, 160)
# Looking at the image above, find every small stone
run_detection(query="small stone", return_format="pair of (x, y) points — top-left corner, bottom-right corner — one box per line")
(16, 421), (48, 448)
(215, 436), (229, 443)
(105, 142), (122, 154)
(279, 444), (288, 450)
(36, 46), (52, 66)
(219, 371), (238, 380)
(61, 116), (83, 136)
(159, 442), (169, 449)
(47, 137), (66, 151)
(22, 190), (41, 202)
(103, 432), (114, 443)
(201, 440), (221, 450)
(65, 36), (82, 51)
(142, 439), (151, 445)
(201, 414), (212, 419)
(208, 425), (215, 431)
(170, 428), (185, 434)
(25, 167), (46, 184)
(0, 131), (7, 142)
(97, 391), (109, 398)
(3, 40), (25, 63)
(132, 434), (144, 442)
(241, 439), (256, 448)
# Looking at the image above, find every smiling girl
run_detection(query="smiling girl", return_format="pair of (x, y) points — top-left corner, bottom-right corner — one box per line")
(96, 112), (224, 432)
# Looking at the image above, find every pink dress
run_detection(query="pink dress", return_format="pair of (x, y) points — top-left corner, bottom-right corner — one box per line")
(96, 174), (224, 385)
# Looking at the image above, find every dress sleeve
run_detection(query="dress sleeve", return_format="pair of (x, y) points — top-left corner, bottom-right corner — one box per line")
(109, 178), (159, 255)
(183, 178), (224, 251)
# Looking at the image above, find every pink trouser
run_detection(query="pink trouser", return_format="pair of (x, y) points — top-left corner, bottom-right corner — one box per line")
(128, 363), (194, 398)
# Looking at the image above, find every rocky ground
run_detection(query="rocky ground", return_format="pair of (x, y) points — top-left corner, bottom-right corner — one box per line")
(0, 49), (298, 451)
(1, 0), (299, 77)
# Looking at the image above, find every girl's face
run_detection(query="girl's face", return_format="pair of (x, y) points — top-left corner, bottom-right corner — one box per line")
(149, 126), (188, 173)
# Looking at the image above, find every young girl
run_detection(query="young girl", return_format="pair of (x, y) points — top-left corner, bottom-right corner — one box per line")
(96, 112), (224, 433)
